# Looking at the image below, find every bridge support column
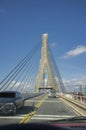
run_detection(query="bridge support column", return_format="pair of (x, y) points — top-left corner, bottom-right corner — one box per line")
(36, 34), (57, 93)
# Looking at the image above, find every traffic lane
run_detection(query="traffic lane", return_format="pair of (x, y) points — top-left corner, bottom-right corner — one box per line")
(19, 95), (47, 124)
(33, 97), (77, 115)
(16, 94), (46, 115)
(31, 97), (77, 122)
(0, 102), (33, 125)
(0, 95), (45, 125)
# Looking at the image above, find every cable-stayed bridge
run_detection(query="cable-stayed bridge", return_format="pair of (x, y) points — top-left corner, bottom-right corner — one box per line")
(0, 34), (86, 125)
(0, 34), (65, 94)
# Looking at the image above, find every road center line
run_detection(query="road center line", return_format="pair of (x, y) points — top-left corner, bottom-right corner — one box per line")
(19, 95), (47, 124)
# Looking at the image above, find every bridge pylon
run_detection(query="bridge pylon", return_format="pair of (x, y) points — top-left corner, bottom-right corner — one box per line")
(36, 34), (58, 93)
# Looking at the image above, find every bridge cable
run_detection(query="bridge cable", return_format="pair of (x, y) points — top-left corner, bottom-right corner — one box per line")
(2, 43), (41, 91)
(0, 42), (41, 91)
(48, 44), (66, 93)
(12, 44), (41, 92)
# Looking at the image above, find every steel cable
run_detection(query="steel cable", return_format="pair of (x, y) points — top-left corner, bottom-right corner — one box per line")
(0, 42), (41, 91)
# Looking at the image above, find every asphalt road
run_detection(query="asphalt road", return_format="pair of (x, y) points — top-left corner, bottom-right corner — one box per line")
(0, 94), (77, 125)
(30, 96), (77, 123)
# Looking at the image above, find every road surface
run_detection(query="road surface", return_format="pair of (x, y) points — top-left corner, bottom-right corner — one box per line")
(0, 94), (77, 125)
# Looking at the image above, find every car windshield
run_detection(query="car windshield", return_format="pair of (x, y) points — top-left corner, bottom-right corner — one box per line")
(0, 92), (15, 98)
(0, 0), (86, 128)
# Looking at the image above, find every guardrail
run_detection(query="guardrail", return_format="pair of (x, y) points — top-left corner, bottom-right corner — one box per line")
(72, 94), (86, 104)
(59, 94), (86, 111)
(58, 93), (86, 104)
(22, 93), (43, 100)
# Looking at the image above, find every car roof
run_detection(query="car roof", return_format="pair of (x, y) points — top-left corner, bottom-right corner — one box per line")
(0, 91), (19, 94)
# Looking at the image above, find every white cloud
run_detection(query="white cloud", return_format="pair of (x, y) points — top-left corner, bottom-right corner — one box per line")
(63, 77), (86, 92)
(61, 45), (86, 59)
(0, 81), (30, 92)
(63, 77), (86, 86)
(62, 79), (70, 84)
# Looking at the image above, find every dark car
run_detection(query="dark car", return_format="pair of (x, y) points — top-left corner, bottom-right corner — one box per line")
(48, 92), (57, 98)
(48, 89), (57, 98)
(0, 91), (25, 115)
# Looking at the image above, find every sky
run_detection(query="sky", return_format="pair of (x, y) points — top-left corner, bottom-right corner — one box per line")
(0, 0), (86, 89)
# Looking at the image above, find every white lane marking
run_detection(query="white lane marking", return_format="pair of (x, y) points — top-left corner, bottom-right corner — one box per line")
(25, 100), (61, 103)
(32, 117), (72, 120)
(25, 99), (42, 103)
(33, 114), (74, 118)
(60, 98), (86, 116)
(31, 114), (75, 120)
(0, 115), (25, 119)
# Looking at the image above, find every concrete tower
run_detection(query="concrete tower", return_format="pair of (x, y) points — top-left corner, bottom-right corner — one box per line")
(36, 34), (57, 92)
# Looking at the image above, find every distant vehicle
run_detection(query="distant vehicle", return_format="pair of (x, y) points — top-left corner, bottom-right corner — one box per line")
(0, 91), (25, 115)
(48, 91), (57, 98)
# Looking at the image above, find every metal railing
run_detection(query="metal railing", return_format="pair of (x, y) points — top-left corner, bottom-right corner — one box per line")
(72, 94), (86, 104)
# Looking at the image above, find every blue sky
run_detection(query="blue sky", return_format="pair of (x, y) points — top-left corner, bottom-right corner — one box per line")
(0, 0), (86, 86)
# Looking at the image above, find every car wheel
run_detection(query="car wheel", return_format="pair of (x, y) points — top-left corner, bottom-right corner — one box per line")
(12, 105), (17, 115)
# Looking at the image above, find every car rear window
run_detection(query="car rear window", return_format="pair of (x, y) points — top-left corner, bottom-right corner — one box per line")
(0, 92), (15, 98)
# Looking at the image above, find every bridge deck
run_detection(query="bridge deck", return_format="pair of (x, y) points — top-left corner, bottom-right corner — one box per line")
(0, 95), (78, 125)
(30, 96), (77, 123)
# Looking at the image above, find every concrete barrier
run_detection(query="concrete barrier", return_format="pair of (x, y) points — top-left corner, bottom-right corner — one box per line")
(59, 94), (86, 111)
(22, 93), (43, 100)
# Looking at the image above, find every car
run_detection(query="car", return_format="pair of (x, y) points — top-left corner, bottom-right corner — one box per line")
(0, 91), (25, 115)
(48, 92), (57, 98)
